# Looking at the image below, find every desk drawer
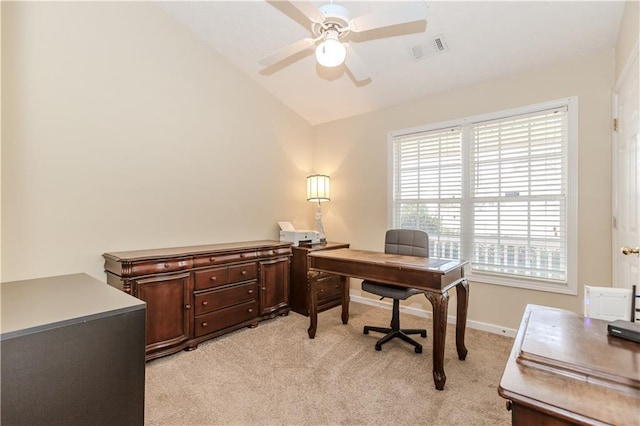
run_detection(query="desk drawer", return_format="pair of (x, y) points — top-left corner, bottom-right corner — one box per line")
(194, 282), (258, 315)
(317, 275), (342, 304)
(194, 300), (258, 337)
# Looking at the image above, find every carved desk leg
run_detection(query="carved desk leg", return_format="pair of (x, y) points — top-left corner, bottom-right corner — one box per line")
(424, 291), (450, 390)
(307, 270), (319, 339)
(455, 279), (469, 361)
(341, 275), (349, 325)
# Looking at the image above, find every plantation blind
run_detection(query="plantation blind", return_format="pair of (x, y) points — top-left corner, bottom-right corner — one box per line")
(392, 127), (463, 258)
(469, 107), (568, 281)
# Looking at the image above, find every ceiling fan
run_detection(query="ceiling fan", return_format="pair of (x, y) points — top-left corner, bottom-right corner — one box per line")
(258, 1), (428, 82)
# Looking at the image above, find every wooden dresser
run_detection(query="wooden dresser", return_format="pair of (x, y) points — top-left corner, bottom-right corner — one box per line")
(499, 304), (640, 425)
(104, 240), (291, 360)
(289, 242), (349, 316)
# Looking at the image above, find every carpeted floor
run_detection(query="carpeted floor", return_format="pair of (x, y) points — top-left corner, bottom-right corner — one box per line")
(145, 302), (514, 425)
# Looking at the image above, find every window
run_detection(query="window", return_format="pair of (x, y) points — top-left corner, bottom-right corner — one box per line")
(389, 98), (577, 293)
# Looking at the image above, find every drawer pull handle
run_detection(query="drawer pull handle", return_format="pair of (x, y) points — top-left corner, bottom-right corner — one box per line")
(185, 304), (191, 310)
(210, 276), (217, 281)
(262, 287), (266, 291)
(241, 270), (247, 275)
(248, 308), (253, 313)
(202, 322), (208, 327)
(210, 257), (215, 262)
(248, 289), (254, 294)
(164, 263), (170, 268)
(202, 301), (208, 306)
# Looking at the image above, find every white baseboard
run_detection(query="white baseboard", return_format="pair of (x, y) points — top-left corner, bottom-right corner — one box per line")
(350, 294), (517, 338)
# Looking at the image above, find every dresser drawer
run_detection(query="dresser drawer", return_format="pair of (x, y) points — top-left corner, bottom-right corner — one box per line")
(257, 247), (292, 258)
(127, 258), (193, 277)
(229, 263), (257, 283)
(193, 251), (257, 268)
(317, 275), (342, 304)
(194, 300), (258, 337)
(194, 282), (258, 315)
(194, 267), (229, 291)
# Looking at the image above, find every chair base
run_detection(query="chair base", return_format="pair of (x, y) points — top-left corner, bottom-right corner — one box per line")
(363, 298), (427, 354)
(363, 325), (426, 353)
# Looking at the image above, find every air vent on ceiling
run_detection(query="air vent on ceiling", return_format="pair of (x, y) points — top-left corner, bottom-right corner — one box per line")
(410, 35), (449, 61)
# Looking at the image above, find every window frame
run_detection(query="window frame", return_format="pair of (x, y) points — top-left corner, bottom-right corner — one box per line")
(387, 97), (578, 294)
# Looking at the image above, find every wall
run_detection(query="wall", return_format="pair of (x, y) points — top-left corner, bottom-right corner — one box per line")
(314, 49), (615, 331)
(1, 2), (314, 282)
(615, 0), (639, 82)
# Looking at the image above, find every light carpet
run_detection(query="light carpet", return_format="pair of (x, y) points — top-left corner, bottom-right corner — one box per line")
(145, 302), (514, 425)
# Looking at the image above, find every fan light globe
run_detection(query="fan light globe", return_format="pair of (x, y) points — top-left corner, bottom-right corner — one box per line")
(315, 38), (346, 68)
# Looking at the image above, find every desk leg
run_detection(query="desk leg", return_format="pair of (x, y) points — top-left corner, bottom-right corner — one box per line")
(455, 279), (469, 361)
(307, 271), (319, 339)
(424, 291), (450, 390)
(341, 276), (349, 325)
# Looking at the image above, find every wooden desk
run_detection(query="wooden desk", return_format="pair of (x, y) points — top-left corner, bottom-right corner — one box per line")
(308, 248), (469, 390)
(499, 304), (640, 425)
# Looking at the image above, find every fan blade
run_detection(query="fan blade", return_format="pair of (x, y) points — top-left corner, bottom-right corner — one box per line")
(350, 1), (427, 32)
(344, 45), (369, 82)
(259, 38), (315, 67)
(289, 1), (325, 23)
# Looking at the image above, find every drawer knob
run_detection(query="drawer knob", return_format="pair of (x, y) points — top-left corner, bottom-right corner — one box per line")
(210, 276), (217, 281)
(164, 263), (170, 268)
(240, 253), (246, 258)
(185, 304), (191, 310)
(202, 322), (208, 327)
(202, 301), (208, 306)
(262, 287), (266, 291)
(210, 257), (215, 262)
(241, 270), (247, 275)
(248, 289), (254, 294)
(248, 308), (253, 313)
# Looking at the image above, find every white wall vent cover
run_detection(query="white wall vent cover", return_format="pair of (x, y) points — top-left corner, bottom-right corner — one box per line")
(584, 285), (632, 321)
(410, 35), (449, 61)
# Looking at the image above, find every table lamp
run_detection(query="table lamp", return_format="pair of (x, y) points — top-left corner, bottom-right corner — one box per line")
(306, 174), (330, 243)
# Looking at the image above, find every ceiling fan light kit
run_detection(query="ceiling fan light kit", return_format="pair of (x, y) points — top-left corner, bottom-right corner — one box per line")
(259, 1), (428, 82)
(315, 30), (346, 67)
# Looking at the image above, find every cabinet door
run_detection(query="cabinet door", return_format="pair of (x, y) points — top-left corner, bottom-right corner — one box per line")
(259, 257), (289, 315)
(134, 272), (191, 352)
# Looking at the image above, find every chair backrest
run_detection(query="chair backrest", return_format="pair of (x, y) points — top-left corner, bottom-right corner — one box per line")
(384, 229), (429, 258)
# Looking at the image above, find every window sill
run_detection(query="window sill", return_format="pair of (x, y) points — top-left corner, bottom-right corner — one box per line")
(467, 270), (578, 295)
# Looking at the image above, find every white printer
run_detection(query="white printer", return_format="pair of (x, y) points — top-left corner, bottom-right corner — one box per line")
(278, 221), (321, 246)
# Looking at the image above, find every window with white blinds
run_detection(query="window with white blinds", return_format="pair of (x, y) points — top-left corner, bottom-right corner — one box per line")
(390, 98), (577, 292)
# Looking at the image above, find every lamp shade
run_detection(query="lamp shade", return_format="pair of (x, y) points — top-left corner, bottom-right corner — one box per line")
(315, 31), (346, 68)
(307, 175), (330, 202)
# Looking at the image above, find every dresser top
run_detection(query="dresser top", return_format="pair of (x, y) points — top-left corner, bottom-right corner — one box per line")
(1, 273), (145, 339)
(103, 240), (290, 261)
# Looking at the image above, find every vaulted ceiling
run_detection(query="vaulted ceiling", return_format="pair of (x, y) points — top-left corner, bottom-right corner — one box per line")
(157, 1), (625, 125)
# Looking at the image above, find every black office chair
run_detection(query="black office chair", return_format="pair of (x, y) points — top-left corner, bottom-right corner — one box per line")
(362, 229), (429, 354)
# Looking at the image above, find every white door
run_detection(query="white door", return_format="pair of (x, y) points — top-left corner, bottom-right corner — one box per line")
(613, 51), (639, 300)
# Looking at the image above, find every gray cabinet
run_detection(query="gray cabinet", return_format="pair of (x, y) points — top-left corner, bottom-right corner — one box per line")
(1, 273), (146, 425)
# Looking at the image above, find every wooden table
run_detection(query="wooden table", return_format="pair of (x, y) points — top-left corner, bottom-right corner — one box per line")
(308, 248), (469, 390)
(499, 304), (640, 425)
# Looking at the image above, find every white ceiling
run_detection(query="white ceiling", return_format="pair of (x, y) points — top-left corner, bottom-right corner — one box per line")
(156, 1), (625, 125)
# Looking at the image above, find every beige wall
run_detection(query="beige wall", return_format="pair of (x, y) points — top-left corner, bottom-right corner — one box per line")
(314, 49), (615, 330)
(615, 0), (639, 82)
(1, 2), (314, 282)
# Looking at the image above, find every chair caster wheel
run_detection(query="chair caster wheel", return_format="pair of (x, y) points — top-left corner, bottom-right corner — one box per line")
(415, 345), (422, 354)
(375, 345), (382, 351)
(420, 331), (427, 338)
